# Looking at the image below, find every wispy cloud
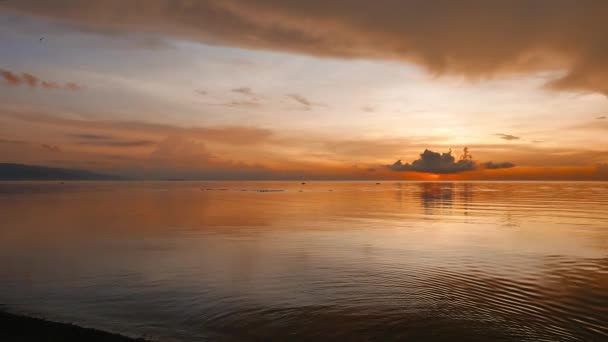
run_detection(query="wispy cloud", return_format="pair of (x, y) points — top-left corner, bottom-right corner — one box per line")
(70, 133), (154, 147)
(482, 161), (515, 169)
(495, 133), (520, 141)
(362, 106), (375, 113)
(231, 87), (255, 96)
(40, 144), (61, 152)
(0, 68), (84, 91)
(286, 94), (326, 110)
(70, 134), (113, 140)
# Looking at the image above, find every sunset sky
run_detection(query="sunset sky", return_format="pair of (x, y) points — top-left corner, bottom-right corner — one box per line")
(1, 1), (607, 180)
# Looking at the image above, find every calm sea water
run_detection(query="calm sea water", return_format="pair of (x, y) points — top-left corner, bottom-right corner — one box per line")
(0, 181), (607, 341)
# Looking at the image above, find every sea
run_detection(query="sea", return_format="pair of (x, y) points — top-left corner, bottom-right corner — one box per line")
(0, 181), (607, 341)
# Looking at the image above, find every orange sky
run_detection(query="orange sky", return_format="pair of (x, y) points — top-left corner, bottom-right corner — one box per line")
(0, 1), (607, 180)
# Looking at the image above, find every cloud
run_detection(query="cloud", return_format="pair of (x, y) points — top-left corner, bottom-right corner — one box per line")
(41, 81), (61, 89)
(21, 73), (39, 87)
(0, 138), (26, 145)
(77, 139), (156, 147)
(495, 133), (520, 141)
(40, 144), (61, 152)
(1, 69), (22, 86)
(195, 89), (207, 96)
(69, 133), (155, 147)
(0, 68), (84, 91)
(388, 147), (517, 174)
(231, 87), (255, 96)
(597, 116), (607, 120)
(482, 161), (516, 169)
(362, 106), (375, 113)
(224, 87), (262, 106)
(5, 111), (274, 146)
(220, 100), (261, 108)
(388, 148), (476, 174)
(5, 1), (608, 94)
(287, 94), (311, 106)
(65, 82), (85, 91)
(71, 134), (113, 140)
(286, 94), (325, 110)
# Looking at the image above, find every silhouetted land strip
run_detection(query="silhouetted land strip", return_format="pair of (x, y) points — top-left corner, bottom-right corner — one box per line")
(0, 311), (148, 342)
(0, 163), (121, 180)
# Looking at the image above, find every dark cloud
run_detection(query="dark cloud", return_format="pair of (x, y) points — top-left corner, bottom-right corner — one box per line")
(388, 148), (517, 174)
(597, 116), (607, 120)
(0, 68), (84, 91)
(483, 161), (516, 169)
(5, 1), (608, 94)
(195, 89), (207, 96)
(388, 148), (476, 174)
(495, 133), (520, 141)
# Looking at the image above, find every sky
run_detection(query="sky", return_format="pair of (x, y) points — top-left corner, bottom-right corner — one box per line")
(1, 1), (607, 180)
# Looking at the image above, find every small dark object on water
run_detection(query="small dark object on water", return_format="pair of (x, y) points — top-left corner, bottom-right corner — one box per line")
(301, 182), (306, 185)
(376, 182), (381, 185)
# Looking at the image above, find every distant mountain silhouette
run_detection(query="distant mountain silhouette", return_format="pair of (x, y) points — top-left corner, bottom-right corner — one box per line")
(0, 163), (121, 180)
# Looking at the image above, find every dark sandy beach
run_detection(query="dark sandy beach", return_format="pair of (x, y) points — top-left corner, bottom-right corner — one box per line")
(0, 311), (148, 342)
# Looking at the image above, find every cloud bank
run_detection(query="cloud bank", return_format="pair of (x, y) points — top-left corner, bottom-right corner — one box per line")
(388, 148), (476, 174)
(3, 1), (608, 94)
(389, 148), (516, 174)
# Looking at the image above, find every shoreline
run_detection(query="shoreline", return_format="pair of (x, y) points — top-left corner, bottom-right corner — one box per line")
(0, 311), (149, 342)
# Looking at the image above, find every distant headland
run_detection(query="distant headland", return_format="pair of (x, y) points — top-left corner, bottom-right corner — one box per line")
(0, 163), (121, 181)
